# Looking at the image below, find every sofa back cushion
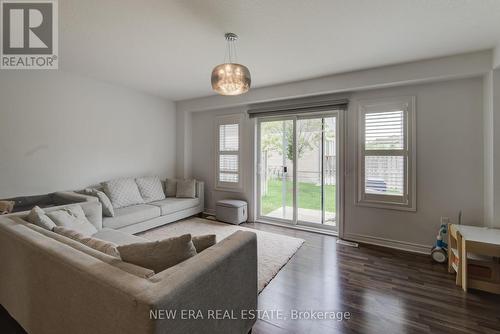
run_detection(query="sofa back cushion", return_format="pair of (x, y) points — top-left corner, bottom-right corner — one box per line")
(135, 176), (165, 203)
(117, 234), (197, 273)
(25, 222), (154, 278)
(54, 226), (120, 258)
(165, 179), (177, 197)
(192, 234), (217, 253)
(80, 188), (115, 217)
(102, 178), (144, 209)
(176, 179), (197, 198)
(27, 206), (56, 230)
(46, 205), (98, 237)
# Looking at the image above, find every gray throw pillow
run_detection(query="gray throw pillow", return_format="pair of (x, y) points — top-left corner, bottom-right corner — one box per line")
(82, 188), (115, 217)
(53, 226), (120, 258)
(192, 234), (216, 253)
(117, 234), (197, 273)
(136, 176), (166, 202)
(27, 206), (56, 230)
(46, 205), (98, 237)
(165, 179), (177, 197)
(176, 179), (196, 198)
(102, 178), (144, 209)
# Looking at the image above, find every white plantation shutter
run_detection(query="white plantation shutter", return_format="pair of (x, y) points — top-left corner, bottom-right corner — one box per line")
(357, 97), (416, 211)
(216, 115), (243, 190)
(219, 124), (239, 151)
(365, 111), (404, 150)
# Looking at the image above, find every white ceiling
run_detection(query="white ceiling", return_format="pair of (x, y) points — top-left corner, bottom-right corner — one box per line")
(60, 0), (500, 101)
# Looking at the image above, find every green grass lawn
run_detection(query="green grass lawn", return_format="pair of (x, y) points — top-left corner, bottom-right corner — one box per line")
(261, 179), (336, 215)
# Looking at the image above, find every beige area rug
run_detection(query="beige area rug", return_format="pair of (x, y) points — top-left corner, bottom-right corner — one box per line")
(137, 217), (304, 292)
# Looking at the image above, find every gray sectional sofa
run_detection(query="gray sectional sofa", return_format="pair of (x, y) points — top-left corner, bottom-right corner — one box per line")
(0, 193), (258, 334)
(77, 180), (204, 234)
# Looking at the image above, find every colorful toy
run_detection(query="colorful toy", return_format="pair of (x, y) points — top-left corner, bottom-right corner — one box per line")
(431, 223), (448, 263)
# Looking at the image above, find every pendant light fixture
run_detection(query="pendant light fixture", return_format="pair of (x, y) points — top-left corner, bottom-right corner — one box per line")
(211, 33), (251, 96)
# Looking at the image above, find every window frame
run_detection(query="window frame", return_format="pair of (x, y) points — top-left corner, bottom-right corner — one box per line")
(356, 96), (416, 211)
(215, 113), (244, 192)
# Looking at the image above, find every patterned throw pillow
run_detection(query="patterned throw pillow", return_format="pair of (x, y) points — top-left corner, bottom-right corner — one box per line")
(27, 206), (56, 230)
(165, 179), (177, 197)
(82, 188), (115, 217)
(46, 205), (98, 237)
(135, 176), (166, 203)
(176, 179), (196, 198)
(102, 178), (144, 209)
(53, 226), (120, 258)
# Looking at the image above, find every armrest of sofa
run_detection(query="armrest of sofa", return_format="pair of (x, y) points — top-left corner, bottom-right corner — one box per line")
(196, 181), (204, 212)
(139, 230), (257, 334)
(195, 180), (204, 198)
(53, 191), (98, 205)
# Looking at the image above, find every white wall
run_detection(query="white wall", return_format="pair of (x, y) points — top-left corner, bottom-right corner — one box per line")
(190, 78), (484, 250)
(482, 67), (500, 228)
(345, 78), (483, 250)
(176, 109), (192, 179)
(483, 72), (494, 226)
(191, 106), (255, 218)
(178, 50), (492, 113)
(493, 69), (500, 228)
(494, 46), (500, 69)
(0, 71), (176, 198)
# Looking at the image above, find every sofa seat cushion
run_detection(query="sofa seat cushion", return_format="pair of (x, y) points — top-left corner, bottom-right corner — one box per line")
(149, 198), (199, 216)
(93, 228), (148, 246)
(102, 204), (161, 230)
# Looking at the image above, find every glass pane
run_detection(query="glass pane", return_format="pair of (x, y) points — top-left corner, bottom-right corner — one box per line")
(260, 120), (293, 221)
(219, 124), (239, 151)
(323, 117), (336, 228)
(219, 155), (238, 172)
(365, 111), (404, 150)
(365, 156), (404, 196)
(220, 173), (238, 183)
(296, 118), (322, 224)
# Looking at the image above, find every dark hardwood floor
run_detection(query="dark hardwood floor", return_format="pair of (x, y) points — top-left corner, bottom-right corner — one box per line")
(2, 222), (500, 334)
(245, 222), (500, 334)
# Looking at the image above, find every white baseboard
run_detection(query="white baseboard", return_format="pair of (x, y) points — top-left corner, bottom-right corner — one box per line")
(343, 233), (431, 255)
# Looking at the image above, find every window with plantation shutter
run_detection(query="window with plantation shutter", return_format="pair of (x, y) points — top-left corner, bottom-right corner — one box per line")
(357, 97), (416, 211)
(216, 114), (243, 190)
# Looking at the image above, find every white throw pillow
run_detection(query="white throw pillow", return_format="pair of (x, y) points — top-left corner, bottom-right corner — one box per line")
(27, 206), (56, 230)
(165, 179), (177, 197)
(46, 205), (98, 237)
(102, 178), (144, 209)
(176, 179), (196, 198)
(82, 188), (115, 217)
(136, 176), (166, 202)
(53, 226), (120, 258)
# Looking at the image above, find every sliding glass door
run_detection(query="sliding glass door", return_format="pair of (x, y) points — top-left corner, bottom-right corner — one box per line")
(258, 119), (294, 222)
(257, 112), (341, 232)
